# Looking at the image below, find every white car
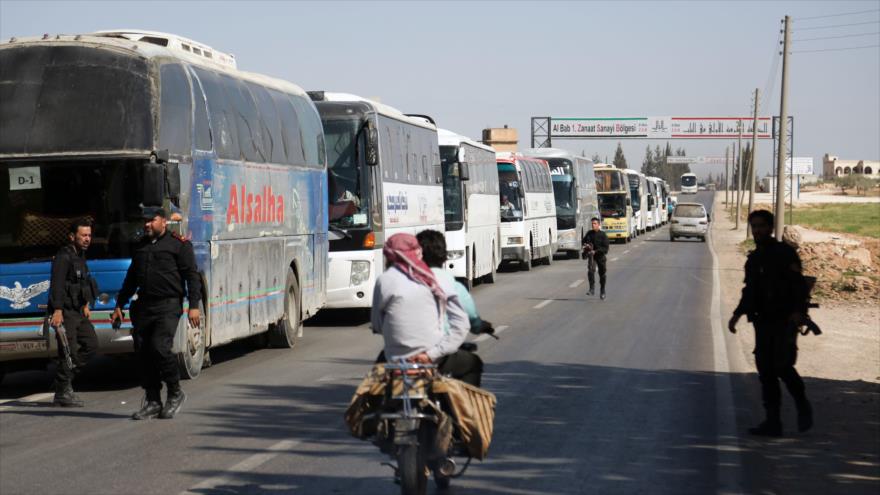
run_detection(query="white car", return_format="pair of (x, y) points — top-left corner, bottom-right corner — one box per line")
(670, 202), (709, 242)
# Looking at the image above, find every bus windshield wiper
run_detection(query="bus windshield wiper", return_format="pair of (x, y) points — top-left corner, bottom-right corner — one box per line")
(329, 224), (351, 239)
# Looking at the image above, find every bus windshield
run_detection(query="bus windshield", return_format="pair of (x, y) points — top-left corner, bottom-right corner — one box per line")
(440, 146), (463, 230)
(1, 160), (148, 263)
(596, 169), (625, 192)
(324, 118), (370, 228)
(681, 175), (697, 187)
(626, 175), (641, 210)
(545, 158), (576, 221)
(599, 194), (627, 218)
(498, 167), (523, 222)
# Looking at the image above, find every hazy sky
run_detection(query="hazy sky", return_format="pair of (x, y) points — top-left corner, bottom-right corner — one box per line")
(2, 0), (878, 179)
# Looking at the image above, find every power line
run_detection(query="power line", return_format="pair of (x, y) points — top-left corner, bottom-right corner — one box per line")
(791, 44), (880, 53)
(794, 20), (880, 31)
(793, 31), (880, 42)
(794, 8), (880, 21)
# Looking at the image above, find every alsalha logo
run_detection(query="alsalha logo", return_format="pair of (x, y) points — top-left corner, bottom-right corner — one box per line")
(227, 184), (285, 225)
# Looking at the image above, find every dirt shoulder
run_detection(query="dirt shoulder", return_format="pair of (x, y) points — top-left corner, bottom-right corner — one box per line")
(712, 194), (880, 495)
(712, 194), (880, 383)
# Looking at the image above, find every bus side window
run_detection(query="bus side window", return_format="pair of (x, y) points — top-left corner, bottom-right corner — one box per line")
(292, 96), (324, 168)
(195, 67), (240, 161)
(188, 68), (212, 152)
(247, 82), (283, 164)
(273, 91), (305, 166)
(158, 63), (193, 157)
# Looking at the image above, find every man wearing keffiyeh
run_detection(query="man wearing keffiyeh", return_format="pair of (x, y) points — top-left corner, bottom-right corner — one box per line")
(371, 233), (482, 386)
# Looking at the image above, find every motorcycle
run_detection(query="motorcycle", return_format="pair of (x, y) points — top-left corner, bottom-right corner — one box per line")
(365, 343), (487, 495)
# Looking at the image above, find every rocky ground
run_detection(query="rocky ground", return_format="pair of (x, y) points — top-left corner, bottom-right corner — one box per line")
(713, 195), (880, 383)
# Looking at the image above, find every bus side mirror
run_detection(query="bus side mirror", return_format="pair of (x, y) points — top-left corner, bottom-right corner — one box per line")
(143, 159), (166, 207)
(165, 159), (181, 204)
(459, 162), (470, 181)
(366, 126), (379, 166)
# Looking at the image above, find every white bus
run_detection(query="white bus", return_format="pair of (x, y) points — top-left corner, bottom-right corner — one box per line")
(310, 92), (443, 309)
(497, 153), (557, 270)
(623, 169), (647, 237)
(521, 149), (599, 257)
(680, 173), (698, 194)
(438, 129), (500, 289)
(644, 177), (657, 231)
(647, 177), (664, 228)
(659, 179), (671, 224)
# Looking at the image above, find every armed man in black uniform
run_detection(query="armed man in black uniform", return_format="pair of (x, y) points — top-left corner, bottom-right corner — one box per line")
(582, 217), (610, 300)
(112, 207), (201, 420)
(47, 219), (99, 407)
(729, 209), (813, 436)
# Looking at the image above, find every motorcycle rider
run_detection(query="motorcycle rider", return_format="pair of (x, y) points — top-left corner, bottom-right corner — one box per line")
(415, 229), (492, 336)
(371, 233), (481, 386)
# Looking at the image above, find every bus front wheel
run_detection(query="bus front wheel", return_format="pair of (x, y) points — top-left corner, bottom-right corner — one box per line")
(269, 269), (301, 349)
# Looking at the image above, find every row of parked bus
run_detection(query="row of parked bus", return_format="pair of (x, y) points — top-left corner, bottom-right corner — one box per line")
(0, 31), (672, 382)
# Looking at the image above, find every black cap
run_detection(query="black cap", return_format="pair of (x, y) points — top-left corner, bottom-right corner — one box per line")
(141, 206), (167, 219)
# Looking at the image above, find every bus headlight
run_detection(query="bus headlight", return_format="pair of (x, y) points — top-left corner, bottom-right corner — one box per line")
(350, 261), (370, 286)
(507, 236), (523, 245)
(447, 250), (465, 260)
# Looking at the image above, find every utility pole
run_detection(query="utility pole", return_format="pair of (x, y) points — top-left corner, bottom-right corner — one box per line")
(775, 15), (791, 241)
(724, 145), (730, 207)
(735, 120), (744, 229)
(747, 88), (759, 239)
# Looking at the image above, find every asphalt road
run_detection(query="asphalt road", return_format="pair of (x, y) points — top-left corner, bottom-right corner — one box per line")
(1, 192), (873, 494)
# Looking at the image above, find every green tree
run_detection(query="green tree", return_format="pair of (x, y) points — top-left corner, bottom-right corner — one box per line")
(641, 146), (655, 176)
(613, 142), (628, 169)
(833, 174), (856, 194)
(591, 153), (602, 164)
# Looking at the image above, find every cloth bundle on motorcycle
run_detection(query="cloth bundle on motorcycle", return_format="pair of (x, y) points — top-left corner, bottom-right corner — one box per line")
(344, 364), (497, 460)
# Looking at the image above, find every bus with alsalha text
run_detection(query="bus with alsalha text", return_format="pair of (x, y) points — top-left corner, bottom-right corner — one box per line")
(0, 31), (328, 381)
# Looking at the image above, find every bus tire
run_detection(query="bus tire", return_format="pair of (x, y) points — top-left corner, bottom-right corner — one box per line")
(176, 300), (206, 380)
(269, 269), (301, 349)
(485, 252), (497, 284)
(520, 250), (532, 271)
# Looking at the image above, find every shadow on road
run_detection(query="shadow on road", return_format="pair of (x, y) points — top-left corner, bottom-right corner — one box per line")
(178, 360), (879, 494)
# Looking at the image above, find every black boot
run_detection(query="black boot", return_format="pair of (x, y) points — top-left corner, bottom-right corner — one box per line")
(52, 383), (84, 408)
(797, 399), (813, 432)
(588, 285), (595, 296)
(749, 406), (783, 437)
(132, 391), (163, 420)
(600, 287), (606, 300)
(160, 387), (186, 419)
(748, 420), (782, 437)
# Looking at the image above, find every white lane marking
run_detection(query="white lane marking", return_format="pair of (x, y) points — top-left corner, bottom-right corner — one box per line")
(622, 250), (630, 255)
(180, 439), (300, 495)
(0, 392), (53, 411)
(569, 279), (585, 288)
(475, 324), (509, 343)
(708, 221), (744, 493)
(533, 299), (553, 310)
(610, 257), (619, 262)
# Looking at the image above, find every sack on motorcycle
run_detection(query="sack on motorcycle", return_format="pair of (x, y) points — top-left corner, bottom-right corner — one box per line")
(344, 364), (388, 439)
(432, 377), (497, 460)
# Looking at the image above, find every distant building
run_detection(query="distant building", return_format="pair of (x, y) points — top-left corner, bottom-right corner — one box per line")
(823, 154), (879, 179)
(482, 126), (518, 152)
